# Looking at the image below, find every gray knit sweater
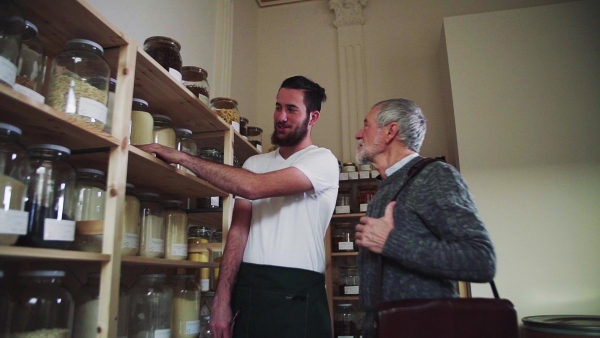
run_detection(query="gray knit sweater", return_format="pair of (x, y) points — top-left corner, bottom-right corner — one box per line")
(358, 157), (496, 337)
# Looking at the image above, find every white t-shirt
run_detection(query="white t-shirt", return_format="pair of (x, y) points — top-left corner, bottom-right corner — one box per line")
(237, 145), (339, 273)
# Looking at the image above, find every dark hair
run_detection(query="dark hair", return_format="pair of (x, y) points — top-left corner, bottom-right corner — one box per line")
(279, 76), (327, 114)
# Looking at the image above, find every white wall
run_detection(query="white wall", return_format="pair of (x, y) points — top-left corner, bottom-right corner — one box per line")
(443, 0), (600, 319)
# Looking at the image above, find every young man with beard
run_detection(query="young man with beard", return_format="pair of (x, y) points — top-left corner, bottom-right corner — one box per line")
(353, 98), (496, 338)
(138, 76), (339, 338)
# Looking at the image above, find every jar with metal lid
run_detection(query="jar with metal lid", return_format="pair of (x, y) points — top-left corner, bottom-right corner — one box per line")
(153, 114), (177, 149)
(138, 192), (165, 258)
(19, 144), (76, 250)
(129, 274), (172, 338)
(143, 36), (182, 82)
(210, 97), (240, 133)
(198, 147), (222, 164)
(342, 162), (357, 173)
(104, 77), (116, 134)
(239, 117), (248, 137)
(47, 39), (110, 131)
(246, 126), (263, 152)
(358, 185), (376, 213)
(121, 183), (140, 256)
(182, 66), (210, 105)
(130, 98), (154, 145)
(164, 199), (188, 260)
(0, 123), (29, 246)
(334, 303), (358, 338)
(11, 270), (73, 338)
(335, 189), (351, 214)
(332, 223), (355, 252)
(337, 266), (359, 296)
(0, 270), (12, 335)
(188, 225), (212, 291)
(175, 128), (197, 175)
(70, 168), (107, 253)
(170, 274), (201, 338)
(0, 0), (25, 88)
(15, 20), (45, 102)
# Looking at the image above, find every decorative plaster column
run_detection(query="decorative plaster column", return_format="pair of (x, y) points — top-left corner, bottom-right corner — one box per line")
(329, 0), (368, 163)
(214, 0), (234, 98)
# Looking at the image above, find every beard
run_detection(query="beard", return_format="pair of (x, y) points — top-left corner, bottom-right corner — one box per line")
(271, 114), (310, 147)
(356, 134), (385, 165)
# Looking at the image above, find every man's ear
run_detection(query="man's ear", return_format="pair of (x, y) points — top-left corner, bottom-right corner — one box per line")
(309, 111), (320, 125)
(385, 122), (399, 143)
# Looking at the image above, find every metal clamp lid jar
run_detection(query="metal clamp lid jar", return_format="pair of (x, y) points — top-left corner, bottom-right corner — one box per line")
(182, 66), (210, 105)
(143, 36), (183, 82)
(130, 98), (153, 145)
(15, 20), (45, 102)
(210, 97), (240, 133)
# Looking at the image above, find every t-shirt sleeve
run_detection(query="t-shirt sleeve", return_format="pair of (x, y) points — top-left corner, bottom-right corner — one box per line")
(292, 148), (339, 194)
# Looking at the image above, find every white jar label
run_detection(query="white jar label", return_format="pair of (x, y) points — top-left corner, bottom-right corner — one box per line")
(154, 329), (171, 338)
(200, 278), (210, 291)
(344, 285), (359, 295)
(78, 97), (108, 124)
(43, 218), (76, 241)
(348, 172), (359, 180)
(149, 238), (165, 253)
(257, 144), (262, 152)
(198, 94), (209, 106)
(123, 233), (139, 249)
(170, 243), (188, 256)
(169, 68), (182, 83)
(338, 241), (354, 251)
(339, 336), (354, 338)
(359, 171), (370, 179)
(14, 84), (45, 103)
(360, 203), (368, 212)
(0, 56), (17, 88)
(0, 209), (28, 235)
(210, 196), (219, 208)
(185, 320), (201, 334)
(232, 120), (240, 133)
(335, 205), (350, 214)
(339, 173), (349, 181)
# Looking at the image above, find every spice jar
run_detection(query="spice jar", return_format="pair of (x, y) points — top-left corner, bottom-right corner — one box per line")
(335, 189), (351, 214)
(337, 266), (359, 296)
(170, 274), (201, 338)
(143, 36), (183, 82)
(15, 20), (45, 102)
(0, 270), (11, 335)
(130, 98), (153, 145)
(358, 185), (376, 213)
(129, 274), (173, 337)
(138, 192), (165, 258)
(47, 39), (110, 131)
(153, 114), (177, 148)
(210, 97), (240, 133)
(0, 0), (25, 88)
(334, 303), (358, 338)
(11, 270), (73, 338)
(121, 183), (140, 256)
(0, 123), (29, 246)
(164, 199), (188, 260)
(19, 144), (76, 250)
(246, 126), (263, 152)
(188, 225), (212, 291)
(332, 223), (355, 252)
(182, 66), (210, 105)
(175, 128), (197, 175)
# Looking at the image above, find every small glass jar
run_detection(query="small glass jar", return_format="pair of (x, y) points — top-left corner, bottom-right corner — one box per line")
(138, 192), (165, 258)
(15, 20), (45, 102)
(0, 123), (29, 245)
(342, 162), (357, 173)
(0, 270), (12, 336)
(239, 117), (248, 137)
(182, 66), (210, 105)
(337, 266), (359, 296)
(334, 303), (358, 338)
(358, 185), (376, 213)
(143, 36), (182, 82)
(210, 97), (240, 133)
(175, 128), (197, 175)
(332, 223), (355, 253)
(104, 77), (116, 134)
(246, 126), (263, 152)
(19, 144), (77, 250)
(188, 225), (212, 291)
(164, 199), (188, 260)
(121, 183), (140, 256)
(129, 274), (173, 338)
(47, 39), (110, 131)
(153, 114), (177, 149)
(335, 189), (351, 214)
(0, 0), (25, 88)
(170, 274), (201, 338)
(130, 98), (154, 145)
(74, 168), (106, 221)
(12, 270), (73, 338)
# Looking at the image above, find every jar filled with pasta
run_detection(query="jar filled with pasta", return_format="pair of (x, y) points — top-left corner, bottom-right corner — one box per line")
(210, 97), (240, 133)
(138, 192), (165, 258)
(164, 199), (188, 260)
(153, 114), (177, 149)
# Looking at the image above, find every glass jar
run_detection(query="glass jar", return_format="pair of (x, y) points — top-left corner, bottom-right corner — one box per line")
(358, 185), (376, 213)
(0, 0), (25, 88)
(199, 316), (212, 338)
(210, 97), (240, 133)
(182, 66), (210, 105)
(337, 266), (359, 296)
(199, 291), (214, 317)
(0, 123), (29, 245)
(188, 225), (211, 291)
(175, 128), (197, 175)
(143, 36), (182, 83)
(47, 39), (110, 131)
(334, 303), (358, 338)
(210, 249), (223, 291)
(130, 98), (154, 145)
(121, 183), (140, 256)
(335, 189), (351, 214)
(129, 274), (172, 338)
(11, 270), (73, 338)
(138, 192), (165, 258)
(104, 77), (116, 134)
(239, 117), (248, 137)
(0, 270), (12, 336)
(332, 223), (355, 252)
(164, 199), (188, 260)
(14, 20), (45, 102)
(19, 144), (76, 250)
(74, 168), (106, 221)
(170, 274), (201, 338)
(152, 114), (176, 149)
(246, 126), (263, 152)
(342, 162), (357, 173)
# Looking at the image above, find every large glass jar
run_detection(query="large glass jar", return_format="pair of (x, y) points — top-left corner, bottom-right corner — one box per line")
(129, 274), (173, 338)
(11, 270), (73, 338)
(121, 183), (140, 256)
(18, 144), (76, 250)
(332, 223), (355, 253)
(0, 270), (12, 336)
(0, 0), (25, 88)
(170, 274), (201, 338)
(182, 66), (209, 105)
(152, 114), (176, 149)
(47, 39), (110, 131)
(358, 185), (376, 213)
(138, 192), (165, 258)
(175, 128), (197, 175)
(143, 36), (182, 83)
(337, 266), (359, 296)
(70, 168), (107, 253)
(130, 98), (153, 145)
(246, 126), (263, 152)
(164, 199), (188, 260)
(188, 225), (211, 291)
(210, 97), (240, 133)
(14, 20), (45, 102)
(0, 123), (29, 245)
(335, 189), (351, 214)
(334, 303), (358, 338)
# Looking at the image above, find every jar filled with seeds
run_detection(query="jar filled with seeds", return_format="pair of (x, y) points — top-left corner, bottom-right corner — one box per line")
(130, 98), (153, 145)
(15, 20), (45, 102)
(182, 66), (210, 105)
(143, 36), (182, 83)
(210, 97), (240, 133)
(47, 39), (110, 131)
(152, 114), (176, 149)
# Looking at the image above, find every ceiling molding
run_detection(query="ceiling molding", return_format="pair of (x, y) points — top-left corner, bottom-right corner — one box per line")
(255, 0), (318, 8)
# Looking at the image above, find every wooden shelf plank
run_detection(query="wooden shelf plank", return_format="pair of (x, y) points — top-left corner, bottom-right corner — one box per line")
(121, 255), (219, 268)
(332, 213), (365, 219)
(331, 252), (358, 257)
(0, 246), (110, 262)
(332, 296), (359, 301)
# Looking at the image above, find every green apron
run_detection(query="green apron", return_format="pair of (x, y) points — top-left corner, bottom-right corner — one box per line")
(231, 263), (332, 338)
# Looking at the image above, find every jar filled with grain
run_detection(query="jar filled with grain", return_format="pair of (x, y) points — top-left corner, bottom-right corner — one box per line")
(47, 39), (110, 131)
(130, 98), (153, 145)
(143, 36), (182, 83)
(0, 0), (25, 88)
(138, 192), (165, 258)
(121, 183), (140, 256)
(153, 114), (177, 149)
(210, 97), (240, 133)
(170, 274), (201, 338)
(182, 66), (210, 105)
(15, 20), (45, 102)
(163, 199), (188, 261)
